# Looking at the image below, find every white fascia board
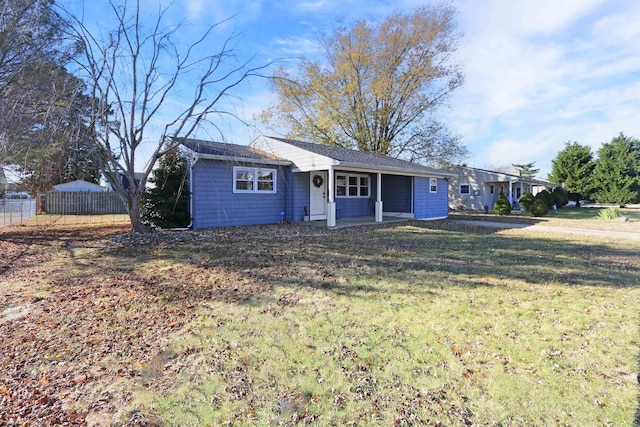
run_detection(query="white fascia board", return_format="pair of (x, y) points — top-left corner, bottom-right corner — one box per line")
(252, 136), (337, 171)
(337, 162), (457, 178)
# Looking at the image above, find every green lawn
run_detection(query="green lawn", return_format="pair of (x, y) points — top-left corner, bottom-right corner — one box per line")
(1, 220), (639, 426)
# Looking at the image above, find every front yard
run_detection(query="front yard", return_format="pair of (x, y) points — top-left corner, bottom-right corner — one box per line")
(1, 218), (639, 425)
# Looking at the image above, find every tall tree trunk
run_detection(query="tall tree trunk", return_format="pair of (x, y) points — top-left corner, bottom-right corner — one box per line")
(126, 191), (147, 233)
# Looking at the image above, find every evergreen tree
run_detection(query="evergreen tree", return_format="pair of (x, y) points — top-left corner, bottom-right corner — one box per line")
(511, 162), (540, 178)
(535, 189), (555, 209)
(593, 133), (640, 207)
(518, 191), (535, 212)
(530, 199), (548, 217)
(552, 186), (569, 208)
(493, 192), (512, 215)
(141, 150), (190, 229)
(548, 142), (595, 206)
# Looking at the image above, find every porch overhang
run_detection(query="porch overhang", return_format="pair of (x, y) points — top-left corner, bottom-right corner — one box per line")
(294, 162), (456, 179)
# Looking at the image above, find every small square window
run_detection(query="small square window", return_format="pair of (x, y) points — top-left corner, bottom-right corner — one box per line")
(460, 184), (471, 195)
(430, 178), (437, 193)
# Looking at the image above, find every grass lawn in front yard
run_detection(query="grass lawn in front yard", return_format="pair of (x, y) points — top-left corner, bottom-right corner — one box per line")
(1, 220), (639, 426)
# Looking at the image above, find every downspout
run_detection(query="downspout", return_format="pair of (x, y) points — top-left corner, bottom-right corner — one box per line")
(187, 153), (199, 229)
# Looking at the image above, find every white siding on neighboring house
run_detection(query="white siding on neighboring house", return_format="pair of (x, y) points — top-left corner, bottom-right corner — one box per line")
(53, 180), (105, 192)
(448, 166), (549, 211)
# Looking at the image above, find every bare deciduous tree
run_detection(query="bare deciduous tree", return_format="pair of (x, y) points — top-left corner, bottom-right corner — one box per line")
(265, 4), (467, 166)
(62, 0), (271, 232)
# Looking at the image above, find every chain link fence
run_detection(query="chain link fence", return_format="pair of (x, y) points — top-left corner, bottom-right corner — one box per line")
(0, 198), (36, 227)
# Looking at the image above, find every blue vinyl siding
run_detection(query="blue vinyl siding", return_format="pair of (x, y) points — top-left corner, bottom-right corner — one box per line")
(414, 177), (449, 219)
(191, 159), (289, 228)
(382, 174), (412, 213)
(190, 158), (449, 227)
(335, 197), (374, 218)
(292, 172), (310, 222)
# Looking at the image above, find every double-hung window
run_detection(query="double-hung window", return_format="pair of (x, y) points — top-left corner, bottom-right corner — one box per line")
(459, 184), (471, 195)
(233, 166), (276, 194)
(430, 178), (438, 193)
(336, 173), (370, 197)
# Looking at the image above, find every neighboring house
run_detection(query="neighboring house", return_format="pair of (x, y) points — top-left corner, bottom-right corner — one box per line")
(447, 165), (550, 211)
(52, 180), (105, 192)
(180, 136), (456, 229)
(100, 172), (145, 192)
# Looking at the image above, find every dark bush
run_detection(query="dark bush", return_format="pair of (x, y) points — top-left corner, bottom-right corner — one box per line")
(552, 186), (569, 208)
(493, 192), (512, 216)
(535, 189), (555, 209)
(530, 198), (549, 217)
(518, 191), (535, 212)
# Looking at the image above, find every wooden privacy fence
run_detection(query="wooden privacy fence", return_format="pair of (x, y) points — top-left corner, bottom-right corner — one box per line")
(45, 191), (127, 215)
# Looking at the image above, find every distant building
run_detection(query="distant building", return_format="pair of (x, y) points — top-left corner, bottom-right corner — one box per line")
(447, 165), (550, 211)
(52, 179), (105, 192)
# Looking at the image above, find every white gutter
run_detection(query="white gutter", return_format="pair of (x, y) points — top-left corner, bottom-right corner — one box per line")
(335, 162), (457, 179)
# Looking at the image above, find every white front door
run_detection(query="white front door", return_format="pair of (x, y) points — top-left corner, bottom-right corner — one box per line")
(309, 172), (327, 220)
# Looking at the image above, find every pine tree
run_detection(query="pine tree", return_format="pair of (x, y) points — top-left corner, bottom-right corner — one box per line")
(141, 149), (190, 229)
(511, 162), (540, 178)
(548, 142), (595, 205)
(593, 133), (640, 207)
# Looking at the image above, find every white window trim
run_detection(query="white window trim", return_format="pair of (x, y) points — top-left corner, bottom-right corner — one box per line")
(459, 183), (471, 195)
(335, 173), (370, 198)
(429, 178), (438, 193)
(233, 166), (277, 194)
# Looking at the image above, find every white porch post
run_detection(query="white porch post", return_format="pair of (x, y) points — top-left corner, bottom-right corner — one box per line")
(327, 167), (336, 227)
(375, 172), (383, 222)
(509, 179), (513, 206)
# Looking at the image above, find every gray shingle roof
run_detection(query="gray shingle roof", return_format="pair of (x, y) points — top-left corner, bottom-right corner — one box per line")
(179, 138), (288, 162)
(269, 137), (452, 176)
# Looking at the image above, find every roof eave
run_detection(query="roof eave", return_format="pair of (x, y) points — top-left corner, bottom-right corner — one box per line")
(194, 152), (292, 166)
(337, 161), (457, 178)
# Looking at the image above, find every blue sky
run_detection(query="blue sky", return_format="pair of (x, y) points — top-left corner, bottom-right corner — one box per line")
(65, 0), (640, 179)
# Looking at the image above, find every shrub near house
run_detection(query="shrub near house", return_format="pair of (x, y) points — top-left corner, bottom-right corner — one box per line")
(530, 198), (549, 217)
(493, 192), (512, 215)
(536, 189), (555, 209)
(518, 192), (535, 212)
(552, 186), (569, 208)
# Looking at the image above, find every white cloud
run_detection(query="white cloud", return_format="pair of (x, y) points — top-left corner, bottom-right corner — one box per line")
(298, 1), (327, 12)
(446, 0), (640, 177)
(270, 36), (323, 56)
